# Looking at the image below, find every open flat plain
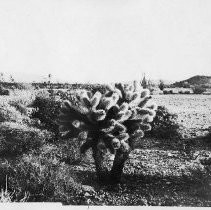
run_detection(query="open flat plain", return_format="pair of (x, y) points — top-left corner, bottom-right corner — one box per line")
(152, 94), (211, 138)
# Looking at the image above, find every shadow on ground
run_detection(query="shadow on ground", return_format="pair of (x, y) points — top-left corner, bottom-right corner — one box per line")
(70, 146), (211, 206)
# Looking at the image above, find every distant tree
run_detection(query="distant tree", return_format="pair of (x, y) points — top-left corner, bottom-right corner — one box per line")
(182, 81), (190, 88)
(192, 86), (206, 94)
(0, 72), (4, 83)
(158, 80), (165, 91)
(43, 81), (47, 87)
(48, 74), (52, 84)
(9, 75), (15, 83)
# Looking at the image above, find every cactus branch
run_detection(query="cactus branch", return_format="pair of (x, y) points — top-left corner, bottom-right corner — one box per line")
(57, 82), (157, 184)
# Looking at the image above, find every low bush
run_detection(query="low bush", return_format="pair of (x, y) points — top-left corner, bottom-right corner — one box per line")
(0, 122), (53, 156)
(0, 146), (83, 203)
(34, 89), (50, 98)
(205, 126), (211, 143)
(0, 103), (27, 123)
(0, 90), (37, 122)
(8, 90), (36, 108)
(179, 90), (191, 94)
(13, 83), (34, 90)
(53, 138), (86, 165)
(31, 94), (62, 135)
(0, 85), (10, 96)
(163, 90), (174, 95)
(146, 106), (181, 139)
(0, 82), (34, 91)
(192, 86), (206, 94)
(54, 89), (80, 105)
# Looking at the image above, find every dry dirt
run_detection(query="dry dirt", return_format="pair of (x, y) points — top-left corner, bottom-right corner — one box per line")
(68, 94), (211, 206)
(152, 94), (211, 138)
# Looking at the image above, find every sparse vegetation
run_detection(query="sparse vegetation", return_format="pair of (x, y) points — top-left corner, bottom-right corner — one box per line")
(193, 86), (207, 94)
(0, 122), (52, 156)
(30, 93), (62, 135)
(0, 85), (10, 96)
(158, 80), (165, 91)
(0, 79), (211, 205)
(147, 106), (181, 139)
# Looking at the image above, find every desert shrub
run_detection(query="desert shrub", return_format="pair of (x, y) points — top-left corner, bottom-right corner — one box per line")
(0, 98), (39, 127)
(8, 103), (28, 116)
(163, 90), (174, 94)
(180, 157), (211, 185)
(69, 83), (107, 94)
(34, 89), (50, 98)
(14, 83), (34, 90)
(0, 82), (33, 90)
(54, 89), (80, 105)
(0, 148), (83, 203)
(158, 80), (165, 91)
(53, 138), (86, 165)
(0, 188), (29, 202)
(0, 103), (27, 123)
(0, 122), (52, 156)
(163, 90), (168, 94)
(31, 94), (62, 134)
(88, 84), (107, 94)
(146, 106), (181, 139)
(8, 90), (36, 107)
(205, 126), (211, 143)
(179, 90), (191, 94)
(192, 86), (206, 94)
(8, 102), (37, 119)
(0, 85), (10, 96)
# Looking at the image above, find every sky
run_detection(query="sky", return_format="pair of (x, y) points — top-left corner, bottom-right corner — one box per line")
(0, 0), (211, 83)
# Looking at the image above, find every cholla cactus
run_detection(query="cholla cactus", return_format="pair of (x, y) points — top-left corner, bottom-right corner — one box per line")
(57, 82), (157, 184)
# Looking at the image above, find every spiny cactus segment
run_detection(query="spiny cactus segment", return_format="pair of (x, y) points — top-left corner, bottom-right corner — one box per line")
(57, 81), (157, 154)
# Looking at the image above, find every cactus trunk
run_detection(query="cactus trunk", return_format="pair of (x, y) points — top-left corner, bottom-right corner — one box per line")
(110, 150), (129, 184)
(92, 145), (129, 184)
(92, 145), (110, 184)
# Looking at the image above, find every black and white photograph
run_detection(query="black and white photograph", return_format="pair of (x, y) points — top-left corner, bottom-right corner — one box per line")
(0, 0), (211, 207)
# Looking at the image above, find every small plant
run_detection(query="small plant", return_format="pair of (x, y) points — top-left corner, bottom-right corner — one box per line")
(205, 126), (211, 143)
(158, 80), (165, 91)
(0, 103), (28, 123)
(1, 147), (82, 203)
(0, 122), (52, 156)
(146, 106), (181, 139)
(57, 82), (157, 184)
(8, 90), (36, 108)
(31, 94), (62, 135)
(14, 83), (34, 90)
(0, 85), (9, 95)
(192, 86), (206, 94)
(0, 175), (29, 202)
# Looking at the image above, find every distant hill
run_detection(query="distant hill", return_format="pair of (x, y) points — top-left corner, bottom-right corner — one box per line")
(172, 75), (211, 88)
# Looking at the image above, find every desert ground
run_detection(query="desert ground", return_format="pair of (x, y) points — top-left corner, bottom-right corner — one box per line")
(0, 90), (211, 205)
(153, 94), (211, 138)
(65, 93), (211, 206)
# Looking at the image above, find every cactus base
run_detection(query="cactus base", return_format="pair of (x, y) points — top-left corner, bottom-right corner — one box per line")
(92, 145), (129, 185)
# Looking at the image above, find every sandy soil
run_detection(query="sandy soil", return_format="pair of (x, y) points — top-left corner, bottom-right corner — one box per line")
(152, 95), (211, 138)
